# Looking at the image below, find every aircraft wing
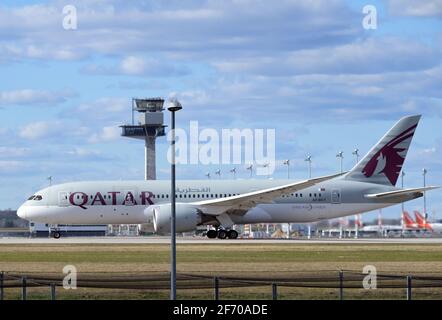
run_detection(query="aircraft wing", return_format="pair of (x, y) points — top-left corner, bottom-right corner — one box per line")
(365, 186), (439, 200)
(191, 172), (343, 216)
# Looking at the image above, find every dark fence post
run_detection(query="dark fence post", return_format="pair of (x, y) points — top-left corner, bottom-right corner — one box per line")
(406, 276), (412, 300)
(0, 271), (4, 301)
(21, 277), (27, 301)
(214, 277), (219, 300)
(339, 270), (344, 300)
(51, 283), (56, 300)
(272, 283), (278, 300)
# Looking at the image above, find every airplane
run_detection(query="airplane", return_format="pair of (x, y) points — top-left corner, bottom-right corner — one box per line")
(17, 115), (439, 239)
(403, 211), (420, 229)
(414, 211), (442, 233)
(359, 210), (418, 235)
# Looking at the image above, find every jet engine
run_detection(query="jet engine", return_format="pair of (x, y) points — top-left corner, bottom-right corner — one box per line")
(144, 203), (202, 234)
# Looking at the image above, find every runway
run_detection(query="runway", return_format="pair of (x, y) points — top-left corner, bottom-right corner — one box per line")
(1, 236), (442, 244)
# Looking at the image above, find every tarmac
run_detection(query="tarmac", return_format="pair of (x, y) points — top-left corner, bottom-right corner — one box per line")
(1, 236), (442, 244)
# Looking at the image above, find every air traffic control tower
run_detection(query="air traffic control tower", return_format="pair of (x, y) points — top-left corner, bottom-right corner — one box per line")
(120, 98), (166, 180)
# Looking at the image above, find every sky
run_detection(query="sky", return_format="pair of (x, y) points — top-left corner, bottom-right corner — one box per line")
(0, 0), (441, 222)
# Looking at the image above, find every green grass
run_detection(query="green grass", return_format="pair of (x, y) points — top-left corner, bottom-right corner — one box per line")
(1, 243), (441, 299)
(0, 244), (441, 264)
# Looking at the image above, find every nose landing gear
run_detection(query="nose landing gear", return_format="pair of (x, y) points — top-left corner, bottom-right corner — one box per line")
(48, 225), (62, 239)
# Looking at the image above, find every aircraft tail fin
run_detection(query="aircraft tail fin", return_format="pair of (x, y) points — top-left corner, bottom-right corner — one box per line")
(413, 210), (431, 230)
(414, 210), (425, 227)
(345, 115), (421, 186)
(403, 211), (416, 228)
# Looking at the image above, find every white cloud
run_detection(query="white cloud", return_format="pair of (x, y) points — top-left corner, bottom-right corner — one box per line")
(17, 120), (89, 141)
(0, 160), (28, 174)
(0, 89), (73, 106)
(88, 126), (121, 143)
(213, 38), (440, 76)
(19, 121), (64, 139)
(67, 147), (101, 157)
(81, 56), (190, 77)
(0, 147), (30, 158)
(420, 147), (437, 156)
(78, 97), (127, 113)
(0, 0), (360, 62)
(388, 0), (442, 16)
(73, 97), (131, 124)
(120, 56), (146, 75)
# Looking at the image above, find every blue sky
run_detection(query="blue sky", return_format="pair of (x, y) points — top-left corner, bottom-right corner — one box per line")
(0, 0), (441, 222)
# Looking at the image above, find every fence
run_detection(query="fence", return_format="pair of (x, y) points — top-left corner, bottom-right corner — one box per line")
(1, 270), (442, 300)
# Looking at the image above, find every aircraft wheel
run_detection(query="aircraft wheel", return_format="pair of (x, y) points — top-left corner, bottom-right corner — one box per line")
(53, 231), (61, 239)
(217, 229), (227, 239)
(207, 230), (218, 239)
(227, 230), (238, 239)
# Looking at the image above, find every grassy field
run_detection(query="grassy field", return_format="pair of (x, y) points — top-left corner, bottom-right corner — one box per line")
(1, 243), (441, 300)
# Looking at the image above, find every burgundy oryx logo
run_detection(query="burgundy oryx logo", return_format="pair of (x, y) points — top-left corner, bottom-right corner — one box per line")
(362, 124), (417, 185)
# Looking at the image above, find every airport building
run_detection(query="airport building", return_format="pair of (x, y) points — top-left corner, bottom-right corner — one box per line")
(29, 222), (107, 237)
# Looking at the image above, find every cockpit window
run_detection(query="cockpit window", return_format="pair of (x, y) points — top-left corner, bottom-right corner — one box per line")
(27, 195), (35, 200)
(34, 195), (43, 201)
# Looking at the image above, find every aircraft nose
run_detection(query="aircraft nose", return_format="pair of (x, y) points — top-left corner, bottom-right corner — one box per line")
(17, 205), (27, 220)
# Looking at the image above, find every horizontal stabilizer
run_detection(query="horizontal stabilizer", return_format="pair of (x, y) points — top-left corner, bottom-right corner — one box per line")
(365, 186), (439, 199)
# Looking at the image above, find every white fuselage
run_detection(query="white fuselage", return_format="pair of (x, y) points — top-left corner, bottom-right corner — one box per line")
(426, 223), (442, 234)
(17, 178), (404, 230)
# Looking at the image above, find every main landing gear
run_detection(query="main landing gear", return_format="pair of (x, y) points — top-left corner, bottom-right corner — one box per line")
(206, 228), (238, 239)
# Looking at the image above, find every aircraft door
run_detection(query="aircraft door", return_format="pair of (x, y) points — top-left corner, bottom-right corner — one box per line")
(331, 189), (341, 204)
(58, 191), (69, 206)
